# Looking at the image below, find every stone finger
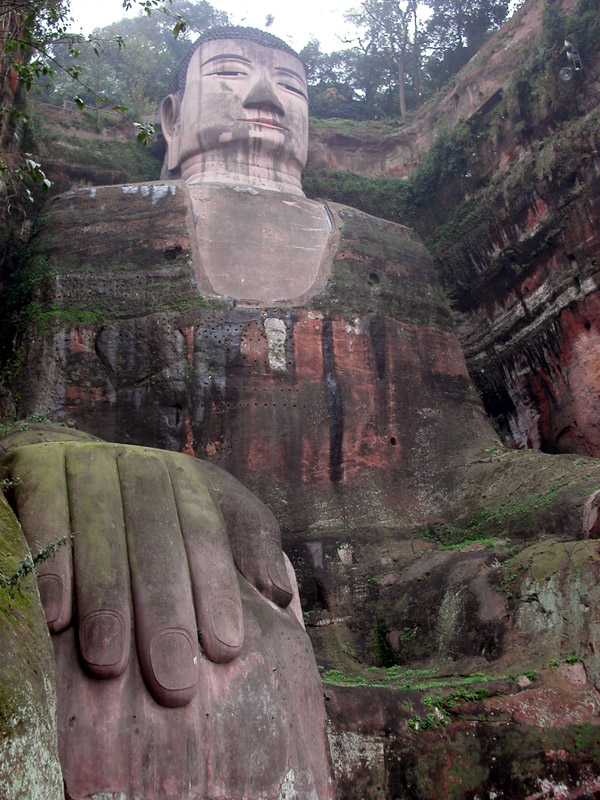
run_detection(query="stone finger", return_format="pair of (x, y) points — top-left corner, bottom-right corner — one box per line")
(204, 462), (293, 608)
(4, 444), (73, 632)
(117, 447), (198, 708)
(168, 455), (243, 663)
(66, 444), (131, 679)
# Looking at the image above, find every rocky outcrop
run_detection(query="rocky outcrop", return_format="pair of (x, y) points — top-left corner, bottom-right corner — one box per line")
(0, 494), (63, 799)
(305, 0), (600, 463)
(321, 536), (600, 799)
(306, 0), (576, 179)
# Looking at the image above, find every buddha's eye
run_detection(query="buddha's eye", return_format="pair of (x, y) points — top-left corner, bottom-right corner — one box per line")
(280, 83), (307, 99)
(205, 65), (248, 78)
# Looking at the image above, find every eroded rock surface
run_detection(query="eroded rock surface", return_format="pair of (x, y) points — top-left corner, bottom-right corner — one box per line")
(0, 494), (63, 800)
(321, 536), (600, 799)
(13, 178), (600, 798)
(18, 181), (492, 534)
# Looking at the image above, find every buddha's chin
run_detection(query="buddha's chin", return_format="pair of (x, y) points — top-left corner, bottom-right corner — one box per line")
(179, 141), (305, 193)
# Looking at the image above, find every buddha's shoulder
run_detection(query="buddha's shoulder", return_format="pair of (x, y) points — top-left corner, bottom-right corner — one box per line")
(325, 200), (424, 249)
(29, 181), (450, 330)
(40, 181), (420, 244)
(32, 181), (193, 271)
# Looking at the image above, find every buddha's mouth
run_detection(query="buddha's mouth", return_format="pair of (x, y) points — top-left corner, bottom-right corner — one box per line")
(242, 118), (287, 130)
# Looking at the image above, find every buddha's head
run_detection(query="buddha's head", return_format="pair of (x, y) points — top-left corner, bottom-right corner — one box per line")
(161, 27), (308, 195)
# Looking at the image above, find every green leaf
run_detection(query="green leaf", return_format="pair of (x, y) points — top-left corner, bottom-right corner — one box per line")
(133, 121), (156, 145)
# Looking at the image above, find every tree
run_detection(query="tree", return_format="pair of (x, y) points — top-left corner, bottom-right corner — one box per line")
(345, 0), (422, 117)
(1, 1), (71, 202)
(299, 37), (399, 119)
(35, 0), (228, 115)
(423, 0), (511, 88)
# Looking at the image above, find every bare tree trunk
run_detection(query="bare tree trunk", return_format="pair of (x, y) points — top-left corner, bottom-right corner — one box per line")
(412, 3), (421, 99)
(397, 53), (406, 116)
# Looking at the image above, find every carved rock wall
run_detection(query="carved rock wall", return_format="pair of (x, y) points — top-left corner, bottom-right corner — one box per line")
(18, 182), (493, 536)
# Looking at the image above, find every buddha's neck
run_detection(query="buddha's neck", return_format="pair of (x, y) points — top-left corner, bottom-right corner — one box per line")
(180, 156), (305, 197)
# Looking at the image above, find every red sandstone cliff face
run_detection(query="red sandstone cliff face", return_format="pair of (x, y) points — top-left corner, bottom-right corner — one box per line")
(440, 104), (600, 456)
(306, 0), (600, 463)
(453, 137), (600, 454)
(17, 183), (492, 535)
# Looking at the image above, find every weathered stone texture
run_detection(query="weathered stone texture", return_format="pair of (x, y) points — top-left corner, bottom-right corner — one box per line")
(54, 575), (333, 799)
(0, 494), (63, 800)
(322, 539), (600, 799)
(452, 124), (600, 457)
(14, 178), (600, 800)
(19, 183), (493, 535)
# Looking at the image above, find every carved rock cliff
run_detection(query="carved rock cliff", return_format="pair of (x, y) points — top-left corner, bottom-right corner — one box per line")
(12, 178), (600, 798)
(4, 0), (600, 794)
(306, 0), (600, 461)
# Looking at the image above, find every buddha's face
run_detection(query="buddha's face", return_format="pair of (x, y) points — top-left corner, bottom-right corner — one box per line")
(162, 38), (309, 190)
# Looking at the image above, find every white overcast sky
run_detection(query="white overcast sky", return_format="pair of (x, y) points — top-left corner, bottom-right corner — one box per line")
(67, 0), (356, 53)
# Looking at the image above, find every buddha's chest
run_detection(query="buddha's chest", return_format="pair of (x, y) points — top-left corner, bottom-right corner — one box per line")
(188, 185), (334, 305)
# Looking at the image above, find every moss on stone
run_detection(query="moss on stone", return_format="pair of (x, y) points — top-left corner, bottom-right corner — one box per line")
(0, 494), (62, 799)
(311, 205), (454, 331)
(386, 719), (600, 799)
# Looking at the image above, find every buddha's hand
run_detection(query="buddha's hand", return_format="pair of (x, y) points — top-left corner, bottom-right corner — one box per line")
(0, 423), (294, 707)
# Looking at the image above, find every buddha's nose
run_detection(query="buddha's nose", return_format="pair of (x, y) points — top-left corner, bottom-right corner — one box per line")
(242, 78), (284, 116)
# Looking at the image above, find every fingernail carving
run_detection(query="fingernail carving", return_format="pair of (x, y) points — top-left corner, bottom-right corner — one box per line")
(149, 628), (196, 691)
(79, 611), (126, 668)
(265, 541), (293, 594)
(38, 574), (64, 625)
(209, 597), (243, 649)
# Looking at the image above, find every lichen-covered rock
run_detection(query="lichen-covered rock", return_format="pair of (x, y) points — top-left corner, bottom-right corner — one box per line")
(506, 540), (600, 685)
(0, 494), (62, 800)
(321, 536), (600, 799)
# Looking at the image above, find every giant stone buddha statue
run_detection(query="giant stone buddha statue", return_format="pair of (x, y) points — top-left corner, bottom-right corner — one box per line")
(0, 27), (353, 800)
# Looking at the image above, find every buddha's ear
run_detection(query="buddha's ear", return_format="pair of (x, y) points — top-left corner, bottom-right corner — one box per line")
(161, 94), (181, 172)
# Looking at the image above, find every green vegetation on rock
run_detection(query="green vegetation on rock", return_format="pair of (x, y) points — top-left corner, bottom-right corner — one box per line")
(0, 495), (62, 798)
